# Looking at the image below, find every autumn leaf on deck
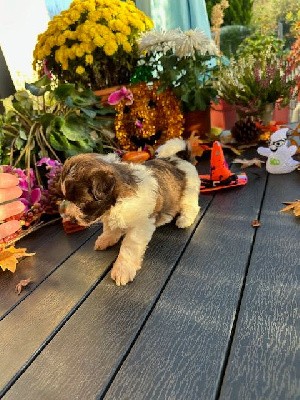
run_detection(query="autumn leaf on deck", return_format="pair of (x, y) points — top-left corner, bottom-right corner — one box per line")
(0, 246), (35, 273)
(232, 158), (265, 168)
(281, 200), (300, 217)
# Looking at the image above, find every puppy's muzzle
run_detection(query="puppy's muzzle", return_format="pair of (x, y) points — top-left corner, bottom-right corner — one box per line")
(59, 200), (76, 222)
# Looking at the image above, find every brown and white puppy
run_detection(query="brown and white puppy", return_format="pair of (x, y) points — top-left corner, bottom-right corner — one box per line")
(60, 138), (201, 286)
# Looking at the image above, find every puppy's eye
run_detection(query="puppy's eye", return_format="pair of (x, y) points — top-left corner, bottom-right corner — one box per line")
(87, 189), (98, 201)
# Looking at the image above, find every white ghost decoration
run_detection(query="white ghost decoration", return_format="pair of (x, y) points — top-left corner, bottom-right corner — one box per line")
(257, 128), (299, 174)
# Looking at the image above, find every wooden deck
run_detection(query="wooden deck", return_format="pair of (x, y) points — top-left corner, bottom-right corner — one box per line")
(0, 151), (299, 400)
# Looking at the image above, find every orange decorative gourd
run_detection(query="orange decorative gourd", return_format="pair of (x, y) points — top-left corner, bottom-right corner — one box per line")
(121, 151), (150, 163)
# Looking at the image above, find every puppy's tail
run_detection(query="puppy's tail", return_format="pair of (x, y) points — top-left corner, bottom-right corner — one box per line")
(155, 138), (192, 161)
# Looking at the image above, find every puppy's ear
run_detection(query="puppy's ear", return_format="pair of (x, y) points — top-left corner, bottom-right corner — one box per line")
(91, 172), (116, 200)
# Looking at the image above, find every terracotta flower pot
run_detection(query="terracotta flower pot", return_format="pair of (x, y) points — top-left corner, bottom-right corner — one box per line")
(210, 99), (237, 130)
(183, 108), (211, 139)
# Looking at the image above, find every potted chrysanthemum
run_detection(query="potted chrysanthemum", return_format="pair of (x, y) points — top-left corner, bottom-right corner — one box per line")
(132, 28), (220, 136)
(33, 0), (153, 91)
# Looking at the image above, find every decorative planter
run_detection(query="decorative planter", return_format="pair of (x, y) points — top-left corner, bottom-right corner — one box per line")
(210, 99), (237, 130)
(273, 99), (290, 123)
(261, 103), (275, 125)
(183, 108), (211, 139)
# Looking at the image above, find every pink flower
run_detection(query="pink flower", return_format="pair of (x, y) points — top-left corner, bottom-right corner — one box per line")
(43, 59), (53, 79)
(135, 119), (143, 129)
(107, 86), (134, 106)
(20, 187), (42, 211)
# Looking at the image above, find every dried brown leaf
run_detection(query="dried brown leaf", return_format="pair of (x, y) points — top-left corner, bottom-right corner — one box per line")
(251, 219), (261, 227)
(233, 158), (264, 168)
(15, 277), (32, 295)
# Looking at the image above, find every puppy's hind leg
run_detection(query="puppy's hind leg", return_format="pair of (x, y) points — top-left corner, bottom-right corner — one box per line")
(94, 219), (123, 250)
(111, 218), (156, 286)
(176, 168), (200, 228)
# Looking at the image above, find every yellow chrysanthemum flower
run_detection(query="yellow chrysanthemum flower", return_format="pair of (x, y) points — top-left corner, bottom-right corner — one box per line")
(33, 0), (153, 89)
(103, 41), (118, 56)
(85, 54), (94, 64)
(76, 66), (85, 75)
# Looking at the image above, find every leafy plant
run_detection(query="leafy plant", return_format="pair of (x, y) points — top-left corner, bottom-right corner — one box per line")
(207, 0), (254, 26)
(0, 75), (116, 169)
(220, 25), (253, 57)
(132, 29), (220, 112)
(237, 33), (285, 60)
(215, 54), (297, 118)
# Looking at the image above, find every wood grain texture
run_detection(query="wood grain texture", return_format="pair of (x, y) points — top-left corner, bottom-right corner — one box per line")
(220, 171), (300, 400)
(0, 226), (120, 394)
(103, 167), (268, 400)
(0, 221), (100, 318)
(2, 198), (211, 400)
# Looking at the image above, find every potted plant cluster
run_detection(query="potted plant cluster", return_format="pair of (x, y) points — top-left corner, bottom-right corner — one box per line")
(33, 0), (153, 91)
(215, 33), (298, 124)
(132, 28), (220, 137)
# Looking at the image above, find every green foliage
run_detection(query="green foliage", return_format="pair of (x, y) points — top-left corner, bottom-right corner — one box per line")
(207, 0), (254, 26)
(133, 51), (220, 112)
(152, 52), (219, 112)
(251, 0), (300, 37)
(237, 32), (285, 59)
(220, 25), (253, 57)
(215, 53), (297, 119)
(223, 0), (253, 25)
(0, 76), (116, 168)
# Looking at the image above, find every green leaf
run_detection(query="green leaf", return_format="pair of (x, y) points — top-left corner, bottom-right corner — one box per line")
(49, 129), (71, 151)
(25, 82), (50, 96)
(15, 137), (25, 150)
(81, 108), (97, 118)
(19, 129), (27, 140)
(62, 114), (90, 141)
(38, 113), (56, 129)
(53, 83), (76, 101)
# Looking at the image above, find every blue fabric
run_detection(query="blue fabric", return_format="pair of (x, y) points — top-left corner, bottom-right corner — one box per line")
(45, 0), (72, 18)
(135, 0), (211, 38)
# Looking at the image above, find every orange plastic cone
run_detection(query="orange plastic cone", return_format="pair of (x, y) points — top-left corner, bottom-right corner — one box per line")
(210, 141), (232, 182)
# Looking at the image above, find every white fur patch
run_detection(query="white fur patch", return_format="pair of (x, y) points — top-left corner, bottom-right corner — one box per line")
(107, 163), (158, 230)
(155, 138), (187, 158)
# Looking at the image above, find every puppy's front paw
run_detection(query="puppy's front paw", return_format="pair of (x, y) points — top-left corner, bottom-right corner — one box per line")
(111, 262), (137, 286)
(94, 234), (118, 251)
(176, 214), (194, 228)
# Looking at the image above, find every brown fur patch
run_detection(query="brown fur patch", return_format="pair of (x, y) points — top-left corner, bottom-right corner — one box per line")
(60, 154), (139, 225)
(145, 159), (186, 221)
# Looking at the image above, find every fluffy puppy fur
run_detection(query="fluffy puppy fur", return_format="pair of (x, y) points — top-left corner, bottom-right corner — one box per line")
(60, 138), (201, 285)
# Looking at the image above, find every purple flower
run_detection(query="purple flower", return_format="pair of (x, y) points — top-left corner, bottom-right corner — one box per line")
(36, 157), (60, 167)
(107, 86), (134, 106)
(20, 187), (42, 211)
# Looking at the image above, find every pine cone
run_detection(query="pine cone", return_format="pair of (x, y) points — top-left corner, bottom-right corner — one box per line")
(231, 117), (261, 144)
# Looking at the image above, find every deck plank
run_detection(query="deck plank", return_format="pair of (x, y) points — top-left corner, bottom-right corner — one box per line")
(0, 226), (120, 396)
(103, 166), (268, 400)
(2, 197), (212, 400)
(219, 170), (300, 400)
(0, 220), (100, 319)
